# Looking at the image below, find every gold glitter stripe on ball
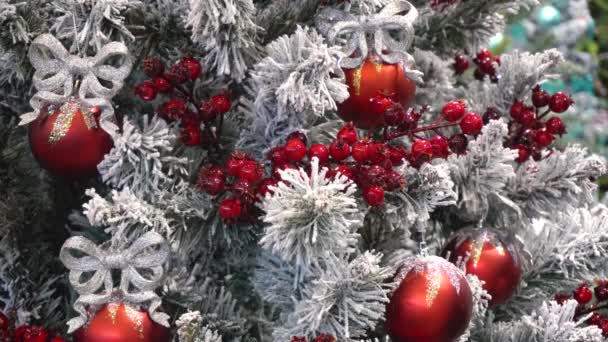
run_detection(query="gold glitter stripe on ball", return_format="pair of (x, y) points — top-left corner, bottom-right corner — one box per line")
(426, 267), (441, 308)
(107, 303), (119, 325)
(49, 99), (79, 143)
(470, 238), (485, 268)
(352, 67), (363, 96)
(124, 305), (145, 339)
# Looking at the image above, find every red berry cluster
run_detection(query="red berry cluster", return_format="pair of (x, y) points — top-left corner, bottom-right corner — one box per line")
(452, 49), (501, 83)
(430, 0), (458, 11)
(371, 97), (484, 161)
(291, 334), (336, 342)
(0, 311), (65, 342)
(555, 281), (608, 336)
(134, 54), (231, 147)
(267, 126), (409, 208)
(197, 153), (273, 224)
(500, 85), (571, 163)
(473, 49), (501, 82)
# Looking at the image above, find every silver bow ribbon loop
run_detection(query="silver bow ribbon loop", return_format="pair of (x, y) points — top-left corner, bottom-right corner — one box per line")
(60, 232), (170, 333)
(20, 34), (133, 137)
(316, 0), (422, 81)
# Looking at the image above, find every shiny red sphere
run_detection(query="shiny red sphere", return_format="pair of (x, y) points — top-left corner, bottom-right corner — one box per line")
(73, 303), (169, 342)
(386, 256), (473, 342)
(29, 101), (113, 179)
(338, 56), (416, 129)
(442, 227), (522, 306)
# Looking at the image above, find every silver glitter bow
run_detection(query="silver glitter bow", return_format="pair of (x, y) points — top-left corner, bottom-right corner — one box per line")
(316, 0), (422, 80)
(20, 34), (133, 137)
(60, 232), (170, 333)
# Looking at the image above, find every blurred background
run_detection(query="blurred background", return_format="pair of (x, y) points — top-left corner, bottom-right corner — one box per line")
(495, 0), (608, 194)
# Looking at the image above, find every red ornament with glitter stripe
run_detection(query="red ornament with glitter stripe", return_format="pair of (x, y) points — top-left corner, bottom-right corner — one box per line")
(73, 303), (170, 342)
(28, 97), (113, 179)
(338, 56), (416, 129)
(441, 227), (522, 306)
(386, 256), (473, 342)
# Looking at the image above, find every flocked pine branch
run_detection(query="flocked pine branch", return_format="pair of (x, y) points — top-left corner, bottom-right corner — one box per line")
(468, 49), (564, 114)
(476, 300), (603, 341)
(97, 115), (189, 199)
(507, 145), (606, 219)
(237, 26), (348, 156)
(187, 0), (262, 82)
(413, 0), (540, 56)
(394, 161), (457, 230)
(277, 252), (391, 341)
(176, 311), (223, 342)
(259, 157), (362, 267)
(448, 119), (518, 222)
(496, 205), (608, 319)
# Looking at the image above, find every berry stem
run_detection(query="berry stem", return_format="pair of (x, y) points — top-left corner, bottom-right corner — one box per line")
(537, 108), (552, 120)
(174, 85), (195, 103)
(574, 302), (608, 320)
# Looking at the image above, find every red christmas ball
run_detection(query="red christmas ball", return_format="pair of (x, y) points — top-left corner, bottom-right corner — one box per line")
(73, 303), (170, 342)
(338, 56), (416, 129)
(386, 255), (473, 342)
(441, 227), (522, 306)
(28, 98), (113, 179)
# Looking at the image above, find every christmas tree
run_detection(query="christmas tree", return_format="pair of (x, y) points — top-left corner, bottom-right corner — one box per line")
(0, 0), (607, 341)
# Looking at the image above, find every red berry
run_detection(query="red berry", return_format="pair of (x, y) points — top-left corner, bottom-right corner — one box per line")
(554, 292), (571, 305)
(50, 338), (66, 342)
(430, 136), (449, 158)
(459, 113), (483, 135)
(448, 134), (468, 155)
(291, 337), (307, 342)
(165, 63), (190, 84)
(287, 131), (308, 145)
(388, 146), (406, 166)
(199, 100), (218, 122)
(549, 92), (573, 113)
(441, 100), (466, 122)
(181, 124), (202, 146)
(333, 164), (354, 180)
(218, 198), (242, 223)
(308, 143), (329, 163)
(285, 139), (307, 162)
(337, 123), (357, 145)
(159, 98), (186, 121)
(134, 81), (157, 101)
(513, 145), (530, 163)
(143, 56), (164, 78)
(534, 129), (554, 148)
(363, 186), (385, 207)
(601, 320), (608, 337)
(384, 105), (406, 126)
(411, 140), (433, 161)
(400, 109), (421, 131)
(482, 107), (500, 124)
(476, 48), (493, 61)
(361, 165), (387, 187)
(510, 101), (525, 121)
(532, 85), (550, 108)
(198, 175), (225, 195)
(211, 94), (231, 114)
(0, 312), (8, 332)
(226, 151), (248, 176)
(16, 326), (48, 342)
(153, 77), (172, 93)
(589, 312), (605, 327)
(257, 178), (278, 198)
(351, 140), (371, 163)
(180, 57), (202, 80)
(517, 110), (536, 127)
(545, 117), (566, 136)
(368, 143), (388, 165)
(385, 170), (406, 191)
(201, 165), (226, 180)
(232, 178), (255, 202)
(453, 54), (469, 75)
(268, 146), (288, 165)
(595, 281), (608, 302)
(369, 95), (393, 116)
(329, 140), (350, 161)
(477, 57), (495, 75)
(238, 160), (264, 183)
(474, 68), (485, 81)
(573, 285), (593, 304)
